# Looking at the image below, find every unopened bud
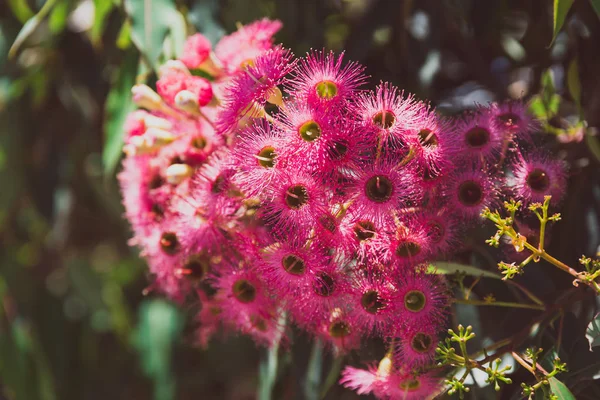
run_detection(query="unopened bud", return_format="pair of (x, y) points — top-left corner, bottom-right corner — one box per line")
(158, 60), (191, 77)
(144, 114), (172, 131)
(199, 53), (222, 77)
(124, 135), (158, 156)
(132, 84), (164, 111)
(146, 127), (175, 146)
(376, 354), (393, 377)
(166, 163), (193, 185)
(174, 90), (200, 115)
(512, 234), (526, 252)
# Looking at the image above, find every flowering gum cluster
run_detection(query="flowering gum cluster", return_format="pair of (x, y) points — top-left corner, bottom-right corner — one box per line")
(118, 19), (567, 399)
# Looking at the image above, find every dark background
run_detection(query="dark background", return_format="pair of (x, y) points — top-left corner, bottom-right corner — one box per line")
(1, 0), (600, 399)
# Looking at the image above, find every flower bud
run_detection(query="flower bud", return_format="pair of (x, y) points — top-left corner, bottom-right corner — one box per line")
(166, 163), (193, 185)
(124, 135), (158, 156)
(158, 60), (191, 78)
(174, 90), (200, 115)
(376, 354), (393, 377)
(143, 114), (172, 131)
(146, 127), (175, 146)
(132, 84), (164, 111)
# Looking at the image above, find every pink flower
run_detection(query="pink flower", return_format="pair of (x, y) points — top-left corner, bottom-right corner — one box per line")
(340, 364), (379, 395)
(261, 172), (327, 238)
(348, 160), (422, 226)
(444, 166), (500, 219)
(510, 150), (567, 206)
(179, 33), (212, 69)
(289, 50), (367, 107)
(216, 46), (295, 133)
(390, 218), (434, 267)
(230, 120), (286, 197)
(157, 72), (213, 107)
(347, 271), (398, 336)
(215, 18), (282, 73)
(341, 364), (442, 400)
(352, 82), (420, 147)
(394, 267), (450, 332)
(455, 108), (504, 162)
(395, 325), (439, 369)
(490, 100), (538, 141)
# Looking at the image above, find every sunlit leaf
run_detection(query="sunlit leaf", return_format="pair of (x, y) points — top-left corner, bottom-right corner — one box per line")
(549, 377), (576, 400)
(102, 50), (138, 175)
(551, 0), (574, 45)
(586, 313), (600, 351)
(124, 0), (179, 69)
(428, 262), (502, 279)
(529, 95), (548, 119)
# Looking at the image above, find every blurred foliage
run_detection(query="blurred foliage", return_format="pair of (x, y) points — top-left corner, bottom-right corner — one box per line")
(0, 0), (600, 399)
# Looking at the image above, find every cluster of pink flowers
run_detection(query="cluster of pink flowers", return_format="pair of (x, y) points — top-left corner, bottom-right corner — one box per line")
(118, 19), (567, 399)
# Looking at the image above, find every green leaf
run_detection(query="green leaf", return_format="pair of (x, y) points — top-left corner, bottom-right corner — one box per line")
(48, 0), (70, 34)
(428, 262), (502, 279)
(165, 9), (187, 59)
(133, 299), (183, 400)
(116, 20), (132, 50)
(586, 133), (600, 163)
(102, 50), (138, 175)
(90, 0), (115, 45)
(586, 313), (600, 351)
(591, 0), (600, 19)
(567, 59), (582, 116)
(6, 0), (35, 23)
(552, 0), (574, 45)
(124, 0), (179, 69)
(529, 95), (548, 120)
(548, 377), (576, 400)
(9, 0), (59, 58)
(188, 0), (225, 44)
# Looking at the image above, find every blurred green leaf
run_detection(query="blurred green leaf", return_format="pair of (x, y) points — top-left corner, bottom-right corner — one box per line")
(166, 9), (187, 59)
(7, 0), (35, 23)
(529, 95), (547, 119)
(587, 313), (600, 351)
(116, 20), (132, 50)
(429, 262), (502, 279)
(549, 377), (576, 400)
(9, 0), (59, 59)
(124, 0), (179, 69)
(133, 299), (183, 400)
(586, 133), (600, 163)
(590, 0), (600, 19)
(258, 341), (280, 400)
(0, 277), (57, 400)
(567, 59), (582, 116)
(48, 0), (70, 34)
(188, 0), (225, 44)
(552, 0), (574, 45)
(90, 0), (115, 45)
(102, 50), (138, 175)
(530, 69), (561, 121)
